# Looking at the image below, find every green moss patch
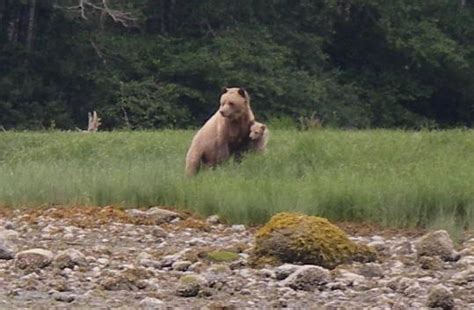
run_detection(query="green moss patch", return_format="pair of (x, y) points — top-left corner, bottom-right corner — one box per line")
(206, 251), (240, 262)
(252, 212), (377, 269)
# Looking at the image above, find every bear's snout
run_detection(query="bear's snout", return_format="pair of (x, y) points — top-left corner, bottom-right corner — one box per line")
(219, 110), (228, 117)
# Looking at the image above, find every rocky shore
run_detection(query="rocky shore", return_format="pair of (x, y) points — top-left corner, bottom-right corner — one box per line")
(0, 206), (473, 309)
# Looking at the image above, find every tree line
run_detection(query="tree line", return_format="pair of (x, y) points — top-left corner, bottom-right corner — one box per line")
(1, 0), (473, 130)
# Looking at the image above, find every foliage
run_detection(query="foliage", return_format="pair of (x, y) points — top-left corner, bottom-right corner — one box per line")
(0, 1), (473, 129)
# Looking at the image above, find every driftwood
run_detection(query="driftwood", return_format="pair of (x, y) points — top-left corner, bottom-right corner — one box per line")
(87, 111), (101, 132)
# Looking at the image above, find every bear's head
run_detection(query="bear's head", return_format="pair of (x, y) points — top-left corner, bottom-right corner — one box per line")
(249, 121), (266, 140)
(219, 87), (249, 120)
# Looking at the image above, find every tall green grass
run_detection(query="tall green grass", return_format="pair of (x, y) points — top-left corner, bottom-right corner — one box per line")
(1, 130), (473, 233)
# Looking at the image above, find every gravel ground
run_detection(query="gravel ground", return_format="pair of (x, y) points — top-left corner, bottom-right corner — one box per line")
(0, 206), (473, 309)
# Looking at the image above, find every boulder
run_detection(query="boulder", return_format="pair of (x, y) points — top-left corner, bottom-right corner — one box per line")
(280, 265), (330, 291)
(54, 248), (87, 269)
(15, 248), (54, 270)
(415, 230), (458, 261)
(252, 212), (376, 269)
(426, 284), (455, 310)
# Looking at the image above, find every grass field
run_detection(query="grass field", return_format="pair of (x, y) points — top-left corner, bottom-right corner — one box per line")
(1, 129), (473, 235)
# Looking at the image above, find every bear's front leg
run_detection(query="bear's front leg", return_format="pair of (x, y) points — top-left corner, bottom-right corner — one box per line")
(215, 143), (230, 165)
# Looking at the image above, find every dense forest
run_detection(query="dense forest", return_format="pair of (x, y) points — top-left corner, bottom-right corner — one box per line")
(1, 0), (473, 130)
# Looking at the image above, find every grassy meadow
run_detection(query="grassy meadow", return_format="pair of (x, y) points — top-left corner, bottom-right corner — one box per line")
(0, 129), (473, 235)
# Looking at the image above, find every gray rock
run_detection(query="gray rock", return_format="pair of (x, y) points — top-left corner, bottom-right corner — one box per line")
(418, 255), (443, 270)
(0, 228), (19, 242)
(171, 260), (192, 272)
(358, 263), (384, 278)
(367, 240), (387, 253)
(280, 265), (330, 291)
(139, 297), (164, 309)
(100, 268), (152, 291)
(404, 281), (425, 297)
(391, 240), (414, 256)
(202, 265), (230, 288)
(127, 207), (180, 225)
(15, 248), (54, 270)
(206, 215), (221, 225)
(450, 266), (474, 285)
(158, 254), (181, 268)
(335, 269), (365, 286)
(176, 274), (206, 297)
(275, 263), (300, 280)
(54, 248), (87, 269)
(97, 258), (110, 266)
(188, 261), (205, 273)
(3, 221), (14, 230)
(258, 268), (276, 278)
(0, 228), (19, 260)
(456, 255), (474, 267)
(426, 284), (454, 310)
(416, 230), (457, 261)
(53, 292), (75, 303)
(386, 276), (415, 292)
(0, 238), (15, 260)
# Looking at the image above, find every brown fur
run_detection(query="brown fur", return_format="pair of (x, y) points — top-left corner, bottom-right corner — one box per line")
(248, 121), (269, 153)
(185, 87), (255, 176)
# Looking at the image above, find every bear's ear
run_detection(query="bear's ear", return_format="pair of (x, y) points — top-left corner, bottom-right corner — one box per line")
(220, 87), (228, 95)
(261, 125), (266, 131)
(238, 88), (247, 98)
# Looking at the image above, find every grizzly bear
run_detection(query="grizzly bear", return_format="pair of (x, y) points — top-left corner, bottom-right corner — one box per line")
(248, 121), (269, 154)
(185, 87), (255, 176)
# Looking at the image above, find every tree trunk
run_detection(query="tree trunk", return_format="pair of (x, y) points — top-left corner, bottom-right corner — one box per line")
(0, 0), (6, 23)
(26, 0), (36, 49)
(160, 0), (166, 33)
(7, 12), (19, 42)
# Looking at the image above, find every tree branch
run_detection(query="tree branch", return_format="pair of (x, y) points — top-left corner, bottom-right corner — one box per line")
(54, 0), (138, 27)
(89, 39), (106, 64)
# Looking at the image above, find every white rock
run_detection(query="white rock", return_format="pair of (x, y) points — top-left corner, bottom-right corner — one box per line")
(231, 224), (246, 232)
(275, 264), (300, 280)
(97, 258), (110, 266)
(139, 297), (164, 308)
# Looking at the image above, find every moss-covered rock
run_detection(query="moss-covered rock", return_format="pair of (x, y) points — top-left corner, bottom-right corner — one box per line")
(252, 212), (376, 269)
